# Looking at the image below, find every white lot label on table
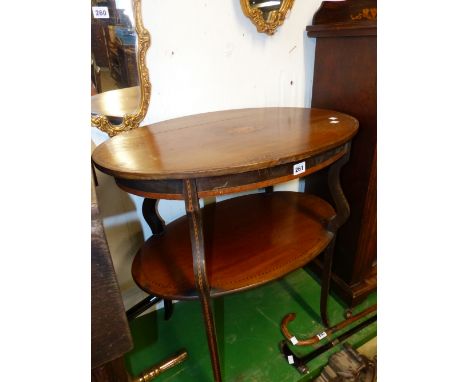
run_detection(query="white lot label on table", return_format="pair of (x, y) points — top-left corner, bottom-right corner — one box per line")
(92, 6), (109, 19)
(317, 331), (328, 340)
(293, 161), (306, 175)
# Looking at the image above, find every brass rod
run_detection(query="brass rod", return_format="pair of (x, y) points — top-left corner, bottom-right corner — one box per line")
(132, 349), (188, 382)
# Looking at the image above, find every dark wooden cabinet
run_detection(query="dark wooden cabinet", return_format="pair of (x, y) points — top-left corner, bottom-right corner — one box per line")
(305, 0), (377, 307)
(92, 184), (133, 380)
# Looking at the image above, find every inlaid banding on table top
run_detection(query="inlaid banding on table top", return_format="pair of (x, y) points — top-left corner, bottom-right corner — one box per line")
(131, 192), (336, 300)
(91, 108), (359, 180)
(114, 144), (348, 199)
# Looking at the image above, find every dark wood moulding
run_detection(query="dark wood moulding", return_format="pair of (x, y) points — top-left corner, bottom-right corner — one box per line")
(132, 192), (335, 300)
(306, 0), (376, 38)
(114, 144), (347, 200)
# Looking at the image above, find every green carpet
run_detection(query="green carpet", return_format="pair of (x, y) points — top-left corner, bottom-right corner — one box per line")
(125, 268), (377, 381)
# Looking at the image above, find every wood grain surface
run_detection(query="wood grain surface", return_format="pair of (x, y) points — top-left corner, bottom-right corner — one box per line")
(91, 86), (141, 118)
(92, 188), (133, 369)
(306, 0), (376, 306)
(113, 145), (347, 200)
(132, 192), (335, 300)
(92, 108), (358, 180)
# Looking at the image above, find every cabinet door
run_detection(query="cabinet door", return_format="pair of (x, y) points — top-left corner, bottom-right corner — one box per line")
(306, 0), (377, 305)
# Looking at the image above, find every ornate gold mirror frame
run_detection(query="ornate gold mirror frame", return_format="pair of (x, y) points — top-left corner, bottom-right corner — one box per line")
(240, 0), (295, 35)
(91, 0), (151, 137)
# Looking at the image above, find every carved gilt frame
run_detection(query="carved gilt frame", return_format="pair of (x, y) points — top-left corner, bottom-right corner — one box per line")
(91, 0), (151, 137)
(240, 0), (295, 35)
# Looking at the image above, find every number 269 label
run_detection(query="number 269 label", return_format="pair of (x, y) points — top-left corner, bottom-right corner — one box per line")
(92, 6), (109, 19)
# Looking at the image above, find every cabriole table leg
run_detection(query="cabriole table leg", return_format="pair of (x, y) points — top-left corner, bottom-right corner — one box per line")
(142, 198), (174, 320)
(320, 238), (336, 328)
(320, 144), (352, 327)
(142, 198), (166, 236)
(184, 179), (223, 382)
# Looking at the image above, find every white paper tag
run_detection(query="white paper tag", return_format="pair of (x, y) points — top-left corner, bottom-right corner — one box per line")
(293, 161), (306, 175)
(317, 331), (328, 340)
(92, 6), (109, 19)
(290, 336), (298, 345)
(287, 355), (294, 364)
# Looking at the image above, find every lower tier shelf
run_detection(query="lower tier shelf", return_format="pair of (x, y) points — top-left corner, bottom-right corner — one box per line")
(132, 191), (335, 300)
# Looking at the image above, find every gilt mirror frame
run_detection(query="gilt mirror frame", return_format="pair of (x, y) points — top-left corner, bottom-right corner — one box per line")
(91, 0), (151, 137)
(240, 0), (295, 35)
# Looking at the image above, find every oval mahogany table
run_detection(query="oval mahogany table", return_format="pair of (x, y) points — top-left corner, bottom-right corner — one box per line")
(92, 107), (358, 382)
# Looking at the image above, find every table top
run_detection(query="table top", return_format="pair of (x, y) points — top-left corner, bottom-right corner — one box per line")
(92, 107), (358, 181)
(91, 86), (140, 118)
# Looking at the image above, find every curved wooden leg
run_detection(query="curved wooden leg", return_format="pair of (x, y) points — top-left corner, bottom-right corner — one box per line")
(320, 239), (335, 328)
(142, 198), (166, 236)
(163, 299), (174, 321)
(320, 144), (352, 327)
(326, 146), (351, 233)
(184, 179), (222, 382)
(126, 295), (161, 321)
(142, 198), (174, 320)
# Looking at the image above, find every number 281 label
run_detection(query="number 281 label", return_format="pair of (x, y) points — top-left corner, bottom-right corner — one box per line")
(92, 6), (109, 19)
(293, 161), (306, 176)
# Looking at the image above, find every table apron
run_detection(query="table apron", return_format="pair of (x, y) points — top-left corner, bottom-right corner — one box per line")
(115, 144), (349, 200)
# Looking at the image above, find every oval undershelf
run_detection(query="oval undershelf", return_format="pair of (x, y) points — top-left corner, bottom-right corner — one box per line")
(132, 192), (335, 300)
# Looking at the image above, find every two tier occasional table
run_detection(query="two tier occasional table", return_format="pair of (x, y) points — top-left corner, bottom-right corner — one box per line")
(92, 107), (358, 382)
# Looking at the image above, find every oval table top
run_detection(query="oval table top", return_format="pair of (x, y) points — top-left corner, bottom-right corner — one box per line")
(92, 107), (358, 180)
(91, 86), (140, 118)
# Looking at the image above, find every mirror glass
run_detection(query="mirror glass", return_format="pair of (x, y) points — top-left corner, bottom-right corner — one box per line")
(91, 0), (141, 126)
(241, 0), (293, 35)
(91, 0), (151, 136)
(249, 0), (282, 22)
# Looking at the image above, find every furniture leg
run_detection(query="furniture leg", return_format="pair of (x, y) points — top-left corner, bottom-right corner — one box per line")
(327, 145), (351, 233)
(183, 179), (222, 382)
(163, 299), (174, 320)
(142, 198), (166, 236)
(142, 198), (174, 320)
(320, 144), (352, 327)
(320, 239), (335, 328)
(126, 295), (161, 321)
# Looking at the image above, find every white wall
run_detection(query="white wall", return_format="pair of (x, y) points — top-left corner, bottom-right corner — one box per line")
(92, 0), (323, 308)
(142, 0), (320, 124)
